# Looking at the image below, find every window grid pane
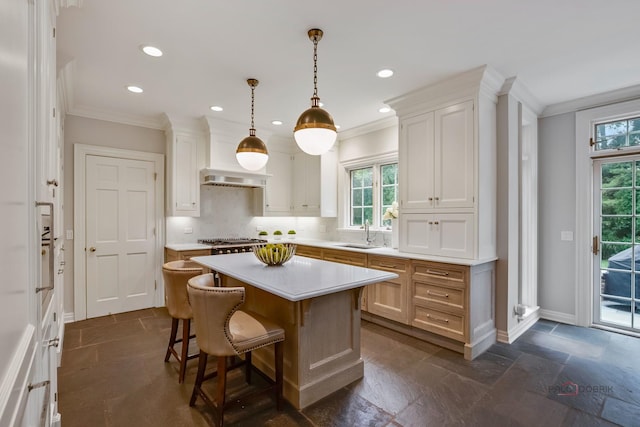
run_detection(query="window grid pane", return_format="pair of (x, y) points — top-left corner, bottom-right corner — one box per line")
(350, 167), (373, 226)
(380, 163), (398, 227)
(594, 117), (640, 151)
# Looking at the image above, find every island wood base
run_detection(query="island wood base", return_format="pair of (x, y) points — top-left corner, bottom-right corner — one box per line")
(223, 276), (365, 409)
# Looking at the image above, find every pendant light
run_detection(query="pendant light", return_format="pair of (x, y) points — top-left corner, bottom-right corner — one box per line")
(236, 78), (269, 171)
(294, 28), (337, 156)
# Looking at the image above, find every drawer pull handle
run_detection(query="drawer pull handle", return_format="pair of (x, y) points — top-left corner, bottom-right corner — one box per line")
(426, 314), (449, 323)
(378, 263), (397, 269)
(426, 269), (449, 276)
(427, 290), (449, 298)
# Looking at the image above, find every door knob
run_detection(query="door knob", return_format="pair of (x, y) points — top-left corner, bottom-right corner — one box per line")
(89, 247), (96, 252)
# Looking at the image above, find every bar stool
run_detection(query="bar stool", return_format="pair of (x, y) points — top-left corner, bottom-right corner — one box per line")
(162, 260), (203, 383)
(187, 273), (284, 427)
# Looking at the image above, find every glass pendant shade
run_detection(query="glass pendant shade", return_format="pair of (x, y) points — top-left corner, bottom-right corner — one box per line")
(294, 28), (336, 156)
(236, 78), (268, 170)
(236, 134), (268, 171)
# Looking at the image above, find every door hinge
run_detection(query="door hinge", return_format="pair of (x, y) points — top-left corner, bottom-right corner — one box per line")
(589, 137), (596, 147)
(52, 107), (55, 118)
(154, 280), (157, 290)
(153, 227), (156, 236)
(54, 392), (57, 402)
(53, 312), (57, 322)
(52, 27), (55, 38)
(154, 172), (157, 181)
(592, 235), (599, 255)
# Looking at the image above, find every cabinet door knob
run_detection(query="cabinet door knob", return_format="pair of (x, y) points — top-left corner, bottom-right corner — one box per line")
(434, 221), (439, 225)
(428, 197), (433, 201)
(89, 247), (96, 252)
(428, 221), (433, 225)
(434, 197), (440, 201)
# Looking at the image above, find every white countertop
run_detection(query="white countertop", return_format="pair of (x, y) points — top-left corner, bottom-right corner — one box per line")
(165, 239), (497, 266)
(190, 252), (398, 302)
(287, 238), (497, 266)
(165, 243), (213, 251)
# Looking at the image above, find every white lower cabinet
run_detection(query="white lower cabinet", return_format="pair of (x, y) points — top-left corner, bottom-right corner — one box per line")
(400, 213), (474, 259)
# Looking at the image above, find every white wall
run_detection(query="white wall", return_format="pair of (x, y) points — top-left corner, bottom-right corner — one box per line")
(63, 115), (165, 315)
(538, 112), (577, 317)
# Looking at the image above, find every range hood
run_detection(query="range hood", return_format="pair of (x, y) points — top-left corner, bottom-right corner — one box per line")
(200, 168), (270, 188)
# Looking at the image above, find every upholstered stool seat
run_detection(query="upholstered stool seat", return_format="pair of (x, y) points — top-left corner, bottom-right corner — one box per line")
(187, 273), (284, 427)
(162, 260), (203, 383)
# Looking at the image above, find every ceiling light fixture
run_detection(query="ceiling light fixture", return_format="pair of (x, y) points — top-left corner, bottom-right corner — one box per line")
(210, 105), (223, 112)
(272, 120), (283, 126)
(377, 69), (394, 78)
(294, 28), (337, 156)
(127, 85), (143, 93)
(141, 45), (163, 57)
(236, 78), (268, 171)
(379, 106), (391, 113)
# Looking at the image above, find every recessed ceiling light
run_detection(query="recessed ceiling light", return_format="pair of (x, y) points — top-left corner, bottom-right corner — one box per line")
(379, 106), (391, 113)
(376, 69), (394, 78)
(127, 85), (143, 93)
(318, 102), (324, 107)
(335, 125), (341, 130)
(210, 105), (223, 112)
(271, 120), (283, 126)
(141, 45), (163, 57)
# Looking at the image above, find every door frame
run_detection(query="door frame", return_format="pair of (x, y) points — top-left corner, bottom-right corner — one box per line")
(576, 99), (640, 327)
(74, 144), (165, 321)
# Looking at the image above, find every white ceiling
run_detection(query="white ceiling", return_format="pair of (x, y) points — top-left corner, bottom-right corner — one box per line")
(57, 0), (640, 136)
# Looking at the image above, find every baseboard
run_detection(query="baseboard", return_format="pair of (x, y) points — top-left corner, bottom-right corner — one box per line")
(496, 307), (540, 344)
(539, 309), (576, 325)
(0, 325), (36, 427)
(63, 312), (75, 324)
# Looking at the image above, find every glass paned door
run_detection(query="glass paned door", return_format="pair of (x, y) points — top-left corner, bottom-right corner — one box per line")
(594, 157), (640, 332)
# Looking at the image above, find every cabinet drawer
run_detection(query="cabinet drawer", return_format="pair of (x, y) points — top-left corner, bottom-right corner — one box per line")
(412, 305), (465, 342)
(295, 245), (323, 259)
(414, 281), (464, 311)
(368, 255), (409, 273)
(322, 248), (367, 266)
(412, 261), (467, 287)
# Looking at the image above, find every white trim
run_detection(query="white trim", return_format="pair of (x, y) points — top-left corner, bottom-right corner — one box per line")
(539, 309), (576, 325)
(0, 326), (36, 427)
(73, 144), (165, 321)
(68, 105), (165, 130)
(337, 117), (397, 141)
(575, 99), (640, 327)
(496, 307), (539, 343)
(63, 312), (75, 324)
(542, 85), (640, 118)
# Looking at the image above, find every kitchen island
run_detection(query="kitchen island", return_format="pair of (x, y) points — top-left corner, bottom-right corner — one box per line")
(191, 252), (398, 409)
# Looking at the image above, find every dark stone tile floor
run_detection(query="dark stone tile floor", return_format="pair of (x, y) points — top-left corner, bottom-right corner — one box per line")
(58, 312), (640, 426)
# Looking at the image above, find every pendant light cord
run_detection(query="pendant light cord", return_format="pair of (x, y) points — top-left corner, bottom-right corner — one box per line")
(313, 35), (319, 99)
(250, 82), (256, 135)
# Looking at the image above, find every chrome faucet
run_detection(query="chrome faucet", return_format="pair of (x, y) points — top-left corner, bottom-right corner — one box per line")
(364, 220), (373, 245)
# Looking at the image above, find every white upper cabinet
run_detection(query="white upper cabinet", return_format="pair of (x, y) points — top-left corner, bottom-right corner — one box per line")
(399, 101), (474, 212)
(264, 149), (293, 215)
(389, 65), (503, 259)
(292, 151), (321, 215)
(166, 131), (202, 217)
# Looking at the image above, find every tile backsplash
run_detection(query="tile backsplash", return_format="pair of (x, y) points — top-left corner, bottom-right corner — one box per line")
(166, 185), (337, 243)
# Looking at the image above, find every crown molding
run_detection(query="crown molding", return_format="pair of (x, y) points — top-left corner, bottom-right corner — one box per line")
(499, 76), (545, 116)
(541, 83), (640, 118)
(68, 105), (166, 130)
(338, 116), (398, 141)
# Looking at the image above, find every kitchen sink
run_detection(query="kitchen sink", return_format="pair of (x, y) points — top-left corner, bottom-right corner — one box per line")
(336, 243), (379, 250)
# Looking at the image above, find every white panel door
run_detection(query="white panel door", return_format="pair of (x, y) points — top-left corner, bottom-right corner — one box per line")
(400, 112), (435, 211)
(86, 155), (156, 318)
(434, 101), (475, 209)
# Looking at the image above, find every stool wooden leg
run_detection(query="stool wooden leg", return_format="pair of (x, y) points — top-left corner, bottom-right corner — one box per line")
(274, 341), (284, 411)
(244, 351), (252, 384)
(216, 356), (228, 427)
(165, 318), (179, 363)
(190, 351), (207, 407)
(178, 319), (191, 383)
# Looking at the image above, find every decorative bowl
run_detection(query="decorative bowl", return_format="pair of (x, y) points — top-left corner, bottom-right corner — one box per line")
(252, 243), (297, 266)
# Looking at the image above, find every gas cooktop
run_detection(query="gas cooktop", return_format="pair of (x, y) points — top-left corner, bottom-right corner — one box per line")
(198, 238), (267, 247)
